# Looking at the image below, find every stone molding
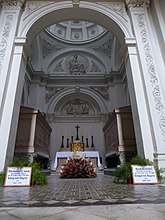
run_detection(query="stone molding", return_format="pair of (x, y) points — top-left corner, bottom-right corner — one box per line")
(97, 2), (127, 19)
(23, 1), (52, 20)
(125, 0), (150, 9)
(46, 113), (102, 123)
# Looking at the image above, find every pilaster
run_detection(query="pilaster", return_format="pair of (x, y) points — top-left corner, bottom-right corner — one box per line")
(0, 0), (26, 119)
(125, 0), (165, 168)
(0, 37), (26, 171)
(0, 0), (26, 171)
(124, 39), (155, 162)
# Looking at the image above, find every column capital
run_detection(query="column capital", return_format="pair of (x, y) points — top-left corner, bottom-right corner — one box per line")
(1, 0), (26, 9)
(125, 0), (150, 10)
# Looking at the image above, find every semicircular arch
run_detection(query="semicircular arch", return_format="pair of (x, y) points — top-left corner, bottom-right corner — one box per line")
(19, 1), (134, 46)
(47, 87), (109, 114)
(46, 48), (108, 74)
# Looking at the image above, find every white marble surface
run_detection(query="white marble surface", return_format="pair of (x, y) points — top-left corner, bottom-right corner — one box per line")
(53, 151), (101, 169)
(0, 204), (165, 220)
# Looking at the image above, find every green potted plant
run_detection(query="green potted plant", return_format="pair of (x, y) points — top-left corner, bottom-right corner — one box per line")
(112, 163), (132, 183)
(130, 156), (150, 166)
(112, 156), (151, 184)
(31, 162), (47, 185)
(0, 171), (5, 186)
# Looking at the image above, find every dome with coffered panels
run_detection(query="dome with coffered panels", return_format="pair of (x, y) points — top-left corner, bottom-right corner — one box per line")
(46, 20), (108, 44)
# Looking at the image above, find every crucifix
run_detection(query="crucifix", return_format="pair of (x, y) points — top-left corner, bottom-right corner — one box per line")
(75, 124), (80, 140)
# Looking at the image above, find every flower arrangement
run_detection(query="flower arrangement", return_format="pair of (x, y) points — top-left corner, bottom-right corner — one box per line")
(60, 153), (97, 178)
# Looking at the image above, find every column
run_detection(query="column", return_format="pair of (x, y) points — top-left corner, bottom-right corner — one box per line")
(115, 110), (125, 164)
(125, 0), (165, 168)
(116, 111), (124, 147)
(29, 113), (37, 148)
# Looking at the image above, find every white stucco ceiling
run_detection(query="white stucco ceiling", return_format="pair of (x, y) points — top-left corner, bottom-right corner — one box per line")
(46, 20), (107, 44)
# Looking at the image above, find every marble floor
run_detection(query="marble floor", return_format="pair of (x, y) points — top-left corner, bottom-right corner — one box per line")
(0, 173), (165, 207)
(0, 173), (165, 219)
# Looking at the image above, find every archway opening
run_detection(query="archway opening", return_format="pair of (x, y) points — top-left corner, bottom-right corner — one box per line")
(15, 2), (138, 171)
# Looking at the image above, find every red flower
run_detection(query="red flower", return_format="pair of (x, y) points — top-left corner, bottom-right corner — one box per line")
(60, 156), (97, 179)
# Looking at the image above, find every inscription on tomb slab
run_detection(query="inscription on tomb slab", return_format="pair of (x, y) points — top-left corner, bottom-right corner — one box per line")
(4, 167), (32, 187)
(131, 165), (158, 184)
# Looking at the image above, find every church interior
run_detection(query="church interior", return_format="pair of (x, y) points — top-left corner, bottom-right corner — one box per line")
(1, 1), (165, 219)
(14, 19), (137, 171)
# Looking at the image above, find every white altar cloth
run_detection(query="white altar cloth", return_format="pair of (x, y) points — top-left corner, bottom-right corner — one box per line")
(53, 151), (101, 170)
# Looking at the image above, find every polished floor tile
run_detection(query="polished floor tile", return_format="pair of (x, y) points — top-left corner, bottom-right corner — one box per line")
(0, 173), (165, 207)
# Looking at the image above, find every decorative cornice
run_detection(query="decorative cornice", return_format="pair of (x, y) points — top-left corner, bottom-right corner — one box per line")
(2, 0), (26, 9)
(125, 0), (150, 9)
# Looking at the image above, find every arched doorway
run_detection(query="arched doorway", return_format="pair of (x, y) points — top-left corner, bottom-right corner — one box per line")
(0, 1), (159, 171)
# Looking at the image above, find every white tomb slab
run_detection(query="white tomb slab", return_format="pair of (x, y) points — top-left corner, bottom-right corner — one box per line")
(53, 151), (101, 170)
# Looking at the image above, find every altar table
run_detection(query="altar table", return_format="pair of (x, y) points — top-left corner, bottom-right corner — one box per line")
(53, 151), (101, 170)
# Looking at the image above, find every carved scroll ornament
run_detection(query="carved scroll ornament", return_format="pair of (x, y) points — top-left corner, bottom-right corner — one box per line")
(125, 0), (150, 9)
(3, 0), (25, 8)
(0, 15), (13, 75)
(137, 15), (165, 137)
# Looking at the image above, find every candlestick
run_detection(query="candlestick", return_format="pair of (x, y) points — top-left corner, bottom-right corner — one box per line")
(61, 136), (64, 148)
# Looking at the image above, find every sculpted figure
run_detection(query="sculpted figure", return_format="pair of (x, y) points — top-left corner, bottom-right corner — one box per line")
(69, 55), (85, 75)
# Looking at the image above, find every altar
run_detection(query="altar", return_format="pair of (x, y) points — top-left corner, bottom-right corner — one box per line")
(53, 124), (101, 170)
(53, 151), (101, 170)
